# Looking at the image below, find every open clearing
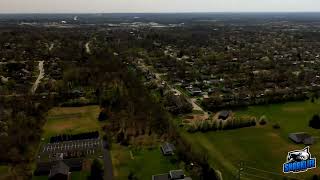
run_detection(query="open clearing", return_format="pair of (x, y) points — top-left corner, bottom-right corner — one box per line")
(43, 106), (101, 140)
(180, 100), (320, 180)
(111, 144), (179, 180)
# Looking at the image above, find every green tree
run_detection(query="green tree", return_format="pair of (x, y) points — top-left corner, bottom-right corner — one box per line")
(88, 159), (104, 180)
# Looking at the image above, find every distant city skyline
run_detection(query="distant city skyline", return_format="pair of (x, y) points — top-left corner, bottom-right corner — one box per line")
(0, 0), (320, 13)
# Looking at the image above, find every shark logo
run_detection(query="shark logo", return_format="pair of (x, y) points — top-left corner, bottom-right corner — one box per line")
(283, 146), (316, 173)
(287, 147), (310, 163)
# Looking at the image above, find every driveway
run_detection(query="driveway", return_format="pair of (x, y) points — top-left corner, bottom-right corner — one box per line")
(103, 140), (113, 180)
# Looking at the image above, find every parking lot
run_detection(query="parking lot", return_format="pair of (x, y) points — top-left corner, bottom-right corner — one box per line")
(39, 139), (102, 160)
(43, 139), (101, 152)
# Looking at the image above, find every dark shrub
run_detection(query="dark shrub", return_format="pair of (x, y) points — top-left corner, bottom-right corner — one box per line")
(128, 171), (138, 180)
(312, 175), (319, 180)
(98, 111), (108, 121)
(259, 115), (268, 125)
(309, 114), (320, 129)
(88, 159), (103, 180)
(272, 123), (280, 129)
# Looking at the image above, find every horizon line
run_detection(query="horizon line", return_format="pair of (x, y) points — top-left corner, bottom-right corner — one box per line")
(1, 11), (320, 15)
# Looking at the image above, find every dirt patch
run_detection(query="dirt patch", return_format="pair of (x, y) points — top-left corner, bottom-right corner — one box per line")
(82, 159), (92, 171)
(48, 106), (99, 115)
(268, 132), (280, 138)
(283, 107), (305, 112)
(183, 114), (209, 123)
(47, 121), (75, 132)
(111, 145), (131, 178)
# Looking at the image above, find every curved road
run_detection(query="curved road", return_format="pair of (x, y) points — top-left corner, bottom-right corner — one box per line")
(139, 62), (209, 119)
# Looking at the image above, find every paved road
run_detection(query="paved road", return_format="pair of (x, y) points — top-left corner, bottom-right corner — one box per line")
(103, 141), (113, 180)
(138, 61), (208, 118)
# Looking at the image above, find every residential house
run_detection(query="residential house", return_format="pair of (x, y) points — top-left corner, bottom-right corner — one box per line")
(188, 88), (202, 96)
(161, 142), (175, 156)
(218, 111), (230, 120)
(48, 161), (70, 180)
(152, 170), (192, 180)
(34, 158), (83, 176)
(288, 132), (315, 145)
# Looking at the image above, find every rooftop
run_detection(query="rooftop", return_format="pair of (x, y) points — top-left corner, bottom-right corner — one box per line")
(288, 132), (315, 145)
(218, 110), (230, 120)
(169, 169), (184, 179)
(152, 170), (191, 180)
(49, 161), (69, 178)
(161, 142), (175, 156)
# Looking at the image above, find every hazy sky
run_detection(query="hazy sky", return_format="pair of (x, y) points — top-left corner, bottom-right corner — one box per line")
(0, 0), (320, 13)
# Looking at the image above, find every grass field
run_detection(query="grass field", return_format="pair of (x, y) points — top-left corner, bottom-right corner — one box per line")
(32, 171), (90, 180)
(42, 106), (102, 140)
(180, 100), (320, 180)
(0, 166), (9, 180)
(70, 171), (90, 180)
(0, 166), (8, 174)
(111, 144), (180, 180)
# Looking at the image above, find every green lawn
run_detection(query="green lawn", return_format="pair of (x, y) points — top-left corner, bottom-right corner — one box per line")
(180, 100), (320, 180)
(0, 165), (9, 179)
(42, 106), (102, 140)
(111, 144), (180, 180)
(70, 171), (90, 180)
(32, 176), (48, 180)
(235, 100), (320, 138)
(32, 171), (90, 180)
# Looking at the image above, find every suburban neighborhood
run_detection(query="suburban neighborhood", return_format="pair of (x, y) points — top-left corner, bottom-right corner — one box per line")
(1, 9), (320, 180)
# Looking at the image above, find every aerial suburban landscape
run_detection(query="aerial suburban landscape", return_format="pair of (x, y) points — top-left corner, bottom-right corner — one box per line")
(1, 2), (320, 180)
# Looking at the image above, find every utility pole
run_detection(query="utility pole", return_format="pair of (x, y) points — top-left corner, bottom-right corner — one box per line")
(238, 161), (244, 180)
